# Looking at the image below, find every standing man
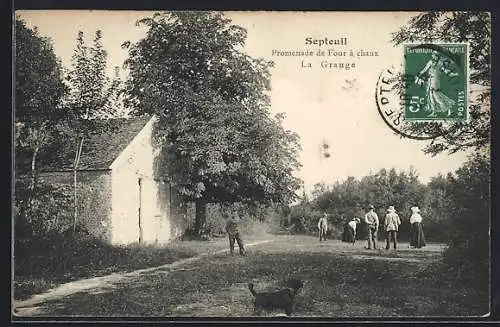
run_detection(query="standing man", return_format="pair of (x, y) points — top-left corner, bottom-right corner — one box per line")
(384, 206), (401, 250)
(318, 213), (328, 242)
(225, 214), (246, 256)
(364, 204), (379, 249)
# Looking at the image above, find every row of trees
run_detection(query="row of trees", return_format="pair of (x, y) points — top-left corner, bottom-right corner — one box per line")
(288, 161), (479, 242)
(288, 168), (424, 237)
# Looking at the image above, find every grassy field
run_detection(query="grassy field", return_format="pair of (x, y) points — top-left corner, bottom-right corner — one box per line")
(13, 233), (243, 301)
(13, 234), (489, 318)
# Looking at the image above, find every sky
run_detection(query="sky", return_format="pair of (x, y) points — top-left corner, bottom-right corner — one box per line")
(16, 10), (474, 194)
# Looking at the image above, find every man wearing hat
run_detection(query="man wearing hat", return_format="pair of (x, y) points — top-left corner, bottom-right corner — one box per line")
(364, 204), (379, 249)
(409, 206), (426, 248)
(384, 206), (401, 250)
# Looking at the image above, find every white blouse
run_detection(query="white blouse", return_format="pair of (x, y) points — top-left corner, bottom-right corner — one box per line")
(410, 213), (423, 224)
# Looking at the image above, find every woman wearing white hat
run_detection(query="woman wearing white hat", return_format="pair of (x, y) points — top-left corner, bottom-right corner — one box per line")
(409, 206), (426, 248)
(384, 206), (401, 250)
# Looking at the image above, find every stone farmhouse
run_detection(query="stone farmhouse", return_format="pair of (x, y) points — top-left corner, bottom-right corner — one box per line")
(38, 115), (186, 245)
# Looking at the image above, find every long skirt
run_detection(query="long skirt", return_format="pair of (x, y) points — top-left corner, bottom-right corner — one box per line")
(342, 224), (355, 243)
(410, 222), (426, 248)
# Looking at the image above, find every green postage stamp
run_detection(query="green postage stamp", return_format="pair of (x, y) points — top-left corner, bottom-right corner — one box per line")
(403, 43), (468, 121)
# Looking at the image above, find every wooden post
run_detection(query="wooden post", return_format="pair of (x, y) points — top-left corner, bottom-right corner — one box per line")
(138, 177), (143, 244)
(73, 137), (85, 234)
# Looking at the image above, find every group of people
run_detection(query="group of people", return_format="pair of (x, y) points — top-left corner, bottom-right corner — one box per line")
(223, 204), (426, 256)
(339, 204), (426, 250)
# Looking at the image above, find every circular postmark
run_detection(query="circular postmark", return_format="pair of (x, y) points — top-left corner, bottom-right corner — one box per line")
(375, 43), (468, 140)
(375, 67), (435, 140)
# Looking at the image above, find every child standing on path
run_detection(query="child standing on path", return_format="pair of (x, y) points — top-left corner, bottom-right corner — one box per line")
(225, 214), (246, 256)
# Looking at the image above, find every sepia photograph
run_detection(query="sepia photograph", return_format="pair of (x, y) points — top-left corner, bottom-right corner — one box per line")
(12, 10), (491, 319)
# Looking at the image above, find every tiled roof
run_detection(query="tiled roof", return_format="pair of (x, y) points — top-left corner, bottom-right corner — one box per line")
(43, 115), (152, 171)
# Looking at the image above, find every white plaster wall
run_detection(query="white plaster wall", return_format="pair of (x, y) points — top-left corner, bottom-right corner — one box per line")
(109, 117), (175, 245)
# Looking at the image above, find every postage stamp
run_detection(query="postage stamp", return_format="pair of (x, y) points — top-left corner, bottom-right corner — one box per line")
(402, 43), (468, 121)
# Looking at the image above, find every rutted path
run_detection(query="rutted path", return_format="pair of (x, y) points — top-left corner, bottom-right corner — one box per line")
(13, 239), (272, 317)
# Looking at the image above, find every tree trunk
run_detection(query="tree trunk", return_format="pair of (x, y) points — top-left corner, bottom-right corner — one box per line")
(73, 167), (78, 234)
(26, 146), (40, 223)
(194, 198), (207, 237)
(73, 137), (85, 234)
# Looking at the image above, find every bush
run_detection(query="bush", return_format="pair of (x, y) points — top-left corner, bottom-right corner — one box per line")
(287, 200), (323, 234)
(14, 177), (73, 239)
(442, 153), (490, 286)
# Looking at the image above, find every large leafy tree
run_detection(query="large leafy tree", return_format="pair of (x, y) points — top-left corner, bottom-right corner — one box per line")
(15, 18), (67, 217)
(123, 11), (302, 235)
(392, 12), (491, 155)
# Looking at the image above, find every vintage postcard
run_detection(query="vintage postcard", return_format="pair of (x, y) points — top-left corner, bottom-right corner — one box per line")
(12, 11), (491, 320)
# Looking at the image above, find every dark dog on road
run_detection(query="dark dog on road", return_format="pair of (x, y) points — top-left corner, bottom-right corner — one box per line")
(248, 279), (304, 316)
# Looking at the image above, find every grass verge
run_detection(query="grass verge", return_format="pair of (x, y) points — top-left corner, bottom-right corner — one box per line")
(13, 229), (235, 301)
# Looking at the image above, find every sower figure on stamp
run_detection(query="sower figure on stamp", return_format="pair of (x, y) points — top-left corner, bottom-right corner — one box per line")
(318, 213), (328, 242)
(414, 50), (460, 117)
(384, 206), (401, 250)
(364, 204), (379, 249)
(225, 214), (246, 256)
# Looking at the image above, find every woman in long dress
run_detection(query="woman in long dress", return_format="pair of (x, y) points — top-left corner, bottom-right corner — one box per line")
(409, 206), (426, 248)
(414, 51), (459, 117)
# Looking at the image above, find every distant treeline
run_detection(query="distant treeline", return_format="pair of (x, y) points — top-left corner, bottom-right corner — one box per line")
(286, 153), (489, 250)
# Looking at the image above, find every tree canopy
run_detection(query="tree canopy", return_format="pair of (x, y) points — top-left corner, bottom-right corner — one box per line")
(15, 19), (67, 125)
(122, 11), (302, 233)
(15, 18), (68, 173)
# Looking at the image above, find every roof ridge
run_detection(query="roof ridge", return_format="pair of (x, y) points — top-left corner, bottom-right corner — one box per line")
(41, 115), (153, 171)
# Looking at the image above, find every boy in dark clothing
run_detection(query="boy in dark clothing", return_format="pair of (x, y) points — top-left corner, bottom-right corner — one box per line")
(225, 215), (246, 256)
